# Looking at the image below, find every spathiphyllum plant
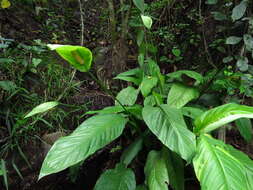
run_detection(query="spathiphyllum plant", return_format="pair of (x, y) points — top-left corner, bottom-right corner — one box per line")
(36, 2), (253, 189)
(35, 42), (253, 190)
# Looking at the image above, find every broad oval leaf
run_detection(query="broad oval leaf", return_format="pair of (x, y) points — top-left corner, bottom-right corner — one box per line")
(141, 15), (153, 30)
(94, 163), (136, 190)
(143, 105), (196, 161)
(167, 70), (203, 85)
(47, 44), (92, 72)
(193, 134), (253, 190)
(25, 101), (59, 118)
(226, 36), (242, 45)
(116, 86), (139, 106)
(39, 114), (127, 179)
(243, 34), (253, 50)
(167, 83), (199, 109)
(0, 80), (17, 92)
(144, 150), (169, 190)
(237, 57), (249, 72)
(235, 118), (253, 142)
(194, 103), (253, 134)
(140, 76), (158, 97)
(133, 0), (145, 13)
(231, 0), (248, 21)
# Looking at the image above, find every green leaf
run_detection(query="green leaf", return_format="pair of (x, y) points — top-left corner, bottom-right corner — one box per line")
(166, 150), (184, 190)
(144, 95), (156, 106)
(116, 86), (139, 106)
(133, 0), (145, 13)
(225, 36), (242, 45)
(211, 11), (228, 21)
(193, 134), (253, 190)
(24, 101), (59, 118)
(167, 83), (199, 109)
(181, 107), (205, 119)
(237, 57), (249, 72)
(205, 0), (217, 5)
(172, 48), (181, 57)
(138, 54), (144, 67)
(232, 0), (248, 21)
(140, 76), (158, 97)
(144, 150), (169, 190)
(94, 163), (136, 190)
(85, 105), (142, 116)
(243, 34), (253, 50)
(47, 44), (92, 72)
(143, 105), (196, 161)
(114, 68), (142, 85)
(1, 159), (8, 190)
(0, 81), (17, 92)
(222, 56), (234, 63)
(167, 70), (203, 85)
(194, 103), (253, 134)
(39, 114), (127, 179)
(121, 137), (143, 166)
(1, 0), (11, 8)
(141, 15), (153, 30)
(235, 118), (253, 142)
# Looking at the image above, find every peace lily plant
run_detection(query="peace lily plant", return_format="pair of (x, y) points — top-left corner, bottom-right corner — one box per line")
(27, 42), (253, 190)
(27, 2), (253, 189)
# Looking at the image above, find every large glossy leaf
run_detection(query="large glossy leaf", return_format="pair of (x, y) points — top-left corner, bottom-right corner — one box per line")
(167, 83), (199, 108)
(194, 103), (253, 134)
(116, 86), (139, 106)
(133, 0), (145, 13)
(231, 0), (248, 21)
(141, 15), (153, 29)
(235, 118), (253, 142)
(143, 105), (196, 161)
(48, 44), (92, 72)
(144, 150), (169, 190)
(193, 134), (253, 190)
(94, 163), (136, 190)
(166, 150), (184, 190)
(167, 70), (203, 85)
(140, 76), (158, 97)
(39, 114), (127, 179)
(24, 101), (59, 118)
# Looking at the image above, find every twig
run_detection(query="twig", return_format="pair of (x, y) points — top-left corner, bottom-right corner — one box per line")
(199, 0), (217, 69)
(78, 0), (84, 46)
